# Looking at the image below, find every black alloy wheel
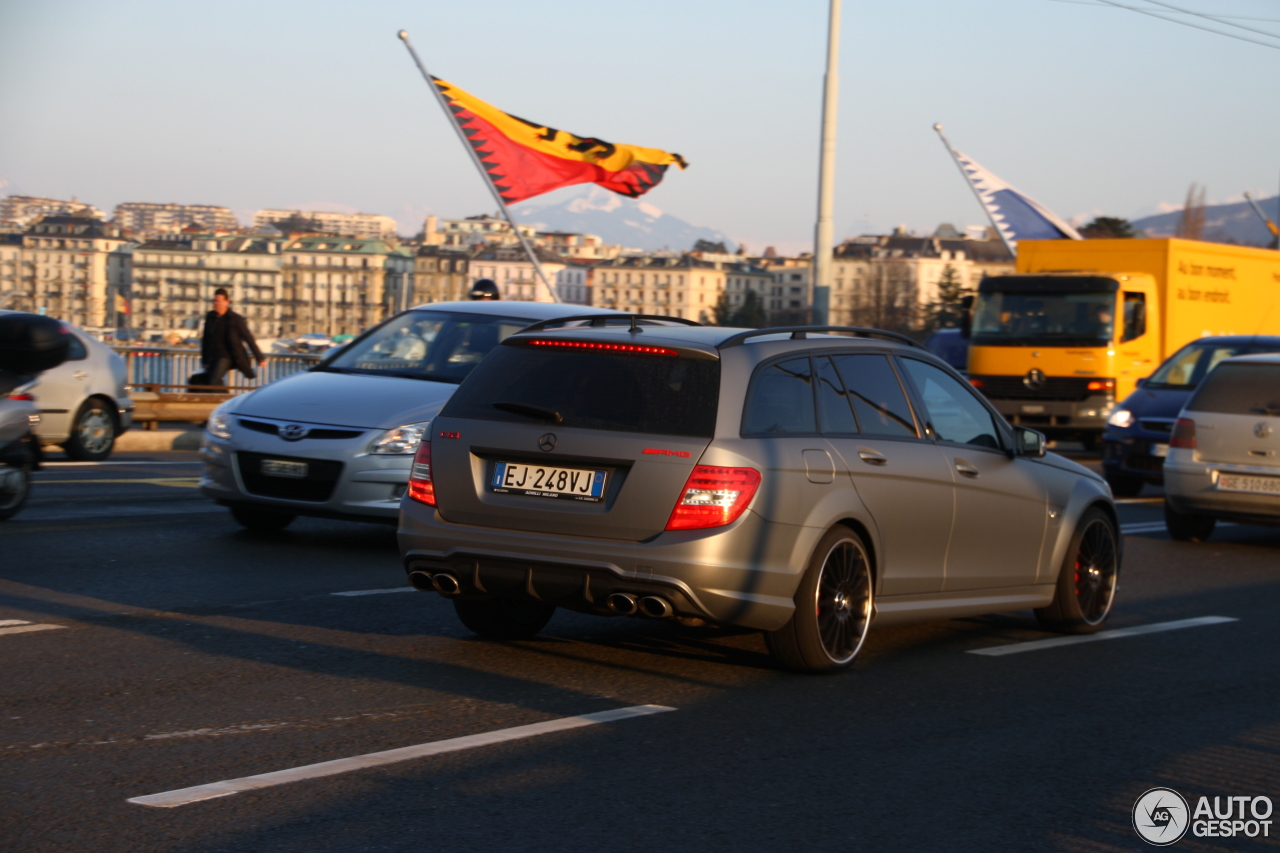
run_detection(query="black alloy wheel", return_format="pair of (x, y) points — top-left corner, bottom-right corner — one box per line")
(1036, 508), (1119, 633)
(767, 526), (874, 673)
(0, 465), (30, 521)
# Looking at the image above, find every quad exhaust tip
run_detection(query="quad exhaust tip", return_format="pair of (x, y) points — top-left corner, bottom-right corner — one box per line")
(606, 592), (638, 616)
(431, 573), (462, 596)
(407, 571), (434, 592)
(638, 596), (674, 619)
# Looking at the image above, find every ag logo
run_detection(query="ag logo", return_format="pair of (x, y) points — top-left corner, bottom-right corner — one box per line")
(1024, 368), (1047, 390)
(279, 423), (309, 441)
(538, 433), (557, 452)
(1133, 787), (1190, 846)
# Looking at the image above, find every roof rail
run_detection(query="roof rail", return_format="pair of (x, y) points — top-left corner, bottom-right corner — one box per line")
(517, 313), (703, 334)
(717, 326), (925, 350)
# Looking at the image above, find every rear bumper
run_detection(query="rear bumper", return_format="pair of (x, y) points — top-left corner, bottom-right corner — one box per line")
(1164, 460), (1280, 523)
(397, 497), (813, 632)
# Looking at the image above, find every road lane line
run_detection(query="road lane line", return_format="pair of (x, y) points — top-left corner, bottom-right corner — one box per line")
(0, 619), (31, 627)
(32, 477), (201, 488)
(129, 704), (675, 808)
(1121, 522), (1168, 533)
(969, 616), (1238, 657)
(331, 587), (416, 597)
(1115, 497), (1163, 504)
(42, 461), (204, 467)
(0, 624), (66, 637)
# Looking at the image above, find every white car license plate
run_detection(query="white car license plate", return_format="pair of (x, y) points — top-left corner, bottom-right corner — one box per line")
(261, 459), (308, 479)
(1218, 473), (1280, 495)
(491, 461), (606, 502)
(1150, 443), (1169, 457)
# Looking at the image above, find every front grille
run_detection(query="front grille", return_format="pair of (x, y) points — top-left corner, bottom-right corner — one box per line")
(236, 451), (343, 502)
(972, 375), (1102, 401)
(238, 418), (365, 440)
(1140, 419), (1174, 435)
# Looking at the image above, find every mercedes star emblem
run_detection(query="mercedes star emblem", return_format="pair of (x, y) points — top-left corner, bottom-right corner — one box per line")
(1255, 421), (1273, 439)
(538, 433), (558, 452)
(279, 423), (309, 441)
(1023, 368), (1047, 390)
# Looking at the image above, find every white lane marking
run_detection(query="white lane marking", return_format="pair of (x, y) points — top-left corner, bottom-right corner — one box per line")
(331, 587), (416, 597)
(1120, 521), (1236, 534)
(129, 704), (675, 808)
(0, 624), (66, 637)
(42, 461), (203, 467)
(146, 722), (292, 740)
(0, 619), (31, 627)
(1115, 497), (1163, 504)
(969, 616), (1238, 657)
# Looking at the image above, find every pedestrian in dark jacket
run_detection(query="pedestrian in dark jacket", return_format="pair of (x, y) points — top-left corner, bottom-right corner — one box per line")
(201, 288), (265, 386)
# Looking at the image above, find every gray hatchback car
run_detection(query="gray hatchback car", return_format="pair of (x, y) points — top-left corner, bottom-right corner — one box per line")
(398, 320), (1121, 672)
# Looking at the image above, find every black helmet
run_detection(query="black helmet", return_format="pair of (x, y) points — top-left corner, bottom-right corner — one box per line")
(469, 279), (501, 300)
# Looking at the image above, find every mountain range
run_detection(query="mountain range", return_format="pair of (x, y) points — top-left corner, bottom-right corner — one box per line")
(1130, 195), (1278, 246)
(512, 187), (735, 252)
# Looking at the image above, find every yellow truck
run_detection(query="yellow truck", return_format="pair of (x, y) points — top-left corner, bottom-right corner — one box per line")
(965, 238), (1280, 445)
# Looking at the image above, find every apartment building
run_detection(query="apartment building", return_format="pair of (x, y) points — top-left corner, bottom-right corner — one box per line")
(469, 246), (565, 303)
(589, 255), (726, 322)
(0, 216), (128, 329)
(113, 202), (238, 236)
(255, 210), (398, 240)
(556, 258), (598, 305)
(280, 236), (413, 335)
(128, 235), (283, 339)
(536, 231), (621, 260)
(433, 215), (537, 249)
(411, 246), (471, 305)
(0, 196), (104, 230)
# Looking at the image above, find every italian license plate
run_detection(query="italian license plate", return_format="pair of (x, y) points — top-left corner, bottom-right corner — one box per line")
(491, 461), (606, 502)
(261, 459), (308, 479)
(1218, 473), (1280, 495)
(1150, 443), (1169, 458)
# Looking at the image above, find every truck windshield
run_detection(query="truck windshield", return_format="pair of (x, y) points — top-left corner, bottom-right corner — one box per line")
(971, 291), (1116, 347)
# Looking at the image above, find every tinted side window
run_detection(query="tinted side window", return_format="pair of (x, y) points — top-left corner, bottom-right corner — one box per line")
(67, 335), (87, 360)
(815, 356), (858, 434)
(743, 357), (816, 435)
(901, 358), (1002, 449)
(1187, 364), (1280, 415)
(830, 354), (917, 438)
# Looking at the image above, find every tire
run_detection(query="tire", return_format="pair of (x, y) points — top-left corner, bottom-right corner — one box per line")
(1164, 500), (1216, 542)
(64, 399), (116, 462)
(1105, 472), (1144, 498)
(453, 597), (555, 640)
(229, 505), (296, 532)
(766, 525), (874, 673)
(1035, 508), (1119, 633)
(0, 465), (30, 521)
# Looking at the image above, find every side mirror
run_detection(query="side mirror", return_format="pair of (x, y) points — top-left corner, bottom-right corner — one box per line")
(958, 294), (974, 339)
(1015, 426), (1046, 458)
(1135, 377), (1146, 388)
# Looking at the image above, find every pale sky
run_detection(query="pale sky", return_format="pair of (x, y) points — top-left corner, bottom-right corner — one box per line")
(1, 0), (1277, 253)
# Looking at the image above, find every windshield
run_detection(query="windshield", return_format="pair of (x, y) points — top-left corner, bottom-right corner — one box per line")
(320, 310), (531, 384)
(971, 291), (1116, 347)
(1145, 343), (1248, 389)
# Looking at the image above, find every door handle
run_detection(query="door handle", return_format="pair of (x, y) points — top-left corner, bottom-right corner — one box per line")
(73, 371), (88, 380)
(857, 450), (888, 465)
(955, 460), (979, 478)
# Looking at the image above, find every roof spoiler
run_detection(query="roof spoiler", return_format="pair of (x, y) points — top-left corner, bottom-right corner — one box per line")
(718, 326), (925, 350)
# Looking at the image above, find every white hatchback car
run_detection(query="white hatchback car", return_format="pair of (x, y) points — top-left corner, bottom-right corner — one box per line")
(1163, 353), (1280, 540)
(0, 313), (133, 461)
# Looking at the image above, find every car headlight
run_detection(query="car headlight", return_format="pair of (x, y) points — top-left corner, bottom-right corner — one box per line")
(368, 421), (432, 455)
(207, 412), (233, 440)
(1107, 409), (1135, 429)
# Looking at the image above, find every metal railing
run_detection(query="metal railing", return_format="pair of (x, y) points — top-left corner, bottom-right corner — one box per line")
(111, 346), (322, 391)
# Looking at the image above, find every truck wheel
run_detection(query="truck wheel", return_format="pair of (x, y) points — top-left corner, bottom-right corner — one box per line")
(0, 466), (30, 521)
(229, 506), (296, 532)
(1164, 501), (1215, 542)
(64, 399), (116, 461)
(1035, 508), (1119, 633)
(1105, 472), (1144, 498)
(766, 525), (874, 673)
(453, 598), (555, 640)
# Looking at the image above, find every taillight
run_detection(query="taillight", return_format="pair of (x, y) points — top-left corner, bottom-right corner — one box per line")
(1170, 418), (1196, 449)
(7, 394), (34, 401)
(665, 465), (761, 531)
(1087, 379), (1116, 392)
(407, 439), (435, 505)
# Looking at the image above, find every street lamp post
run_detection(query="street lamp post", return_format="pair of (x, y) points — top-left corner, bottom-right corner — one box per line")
(812, 0), (841, 326)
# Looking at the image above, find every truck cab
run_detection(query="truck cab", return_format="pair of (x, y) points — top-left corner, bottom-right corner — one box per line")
(966, 272), (1160, 445)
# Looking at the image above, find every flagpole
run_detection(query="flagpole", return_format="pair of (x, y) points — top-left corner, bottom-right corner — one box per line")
(933, 123), (1015, 257)
(397, 30), (560, 303)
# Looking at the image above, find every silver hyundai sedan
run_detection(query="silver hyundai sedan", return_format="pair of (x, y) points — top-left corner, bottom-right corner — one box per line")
(200, 301), (619, 531)
(398, 322), (1121, 672)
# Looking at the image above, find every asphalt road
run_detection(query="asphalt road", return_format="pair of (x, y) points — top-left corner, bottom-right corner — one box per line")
(3, 451), (1277, 852)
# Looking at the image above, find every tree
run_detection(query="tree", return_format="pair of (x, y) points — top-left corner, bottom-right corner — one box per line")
(1176, 183), (1207, 240)
(1079, 216), (1137, 239)
(712, 292), (734, 325)
(693, 239), (728, 254)
(733, 289), (768, 328)
(925, 264), (970, 332)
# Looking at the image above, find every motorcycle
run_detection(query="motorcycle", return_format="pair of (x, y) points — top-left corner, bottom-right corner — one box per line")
(0, 313), (72, 521)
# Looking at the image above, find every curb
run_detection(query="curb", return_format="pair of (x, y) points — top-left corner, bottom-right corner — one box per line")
(116, 430), (204, 452)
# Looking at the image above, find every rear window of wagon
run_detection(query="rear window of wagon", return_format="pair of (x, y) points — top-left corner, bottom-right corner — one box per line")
(440, 344), (721, 437)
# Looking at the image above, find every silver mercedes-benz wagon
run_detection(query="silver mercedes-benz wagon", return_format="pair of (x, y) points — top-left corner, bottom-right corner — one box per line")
(398, 320), (1121, 672)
